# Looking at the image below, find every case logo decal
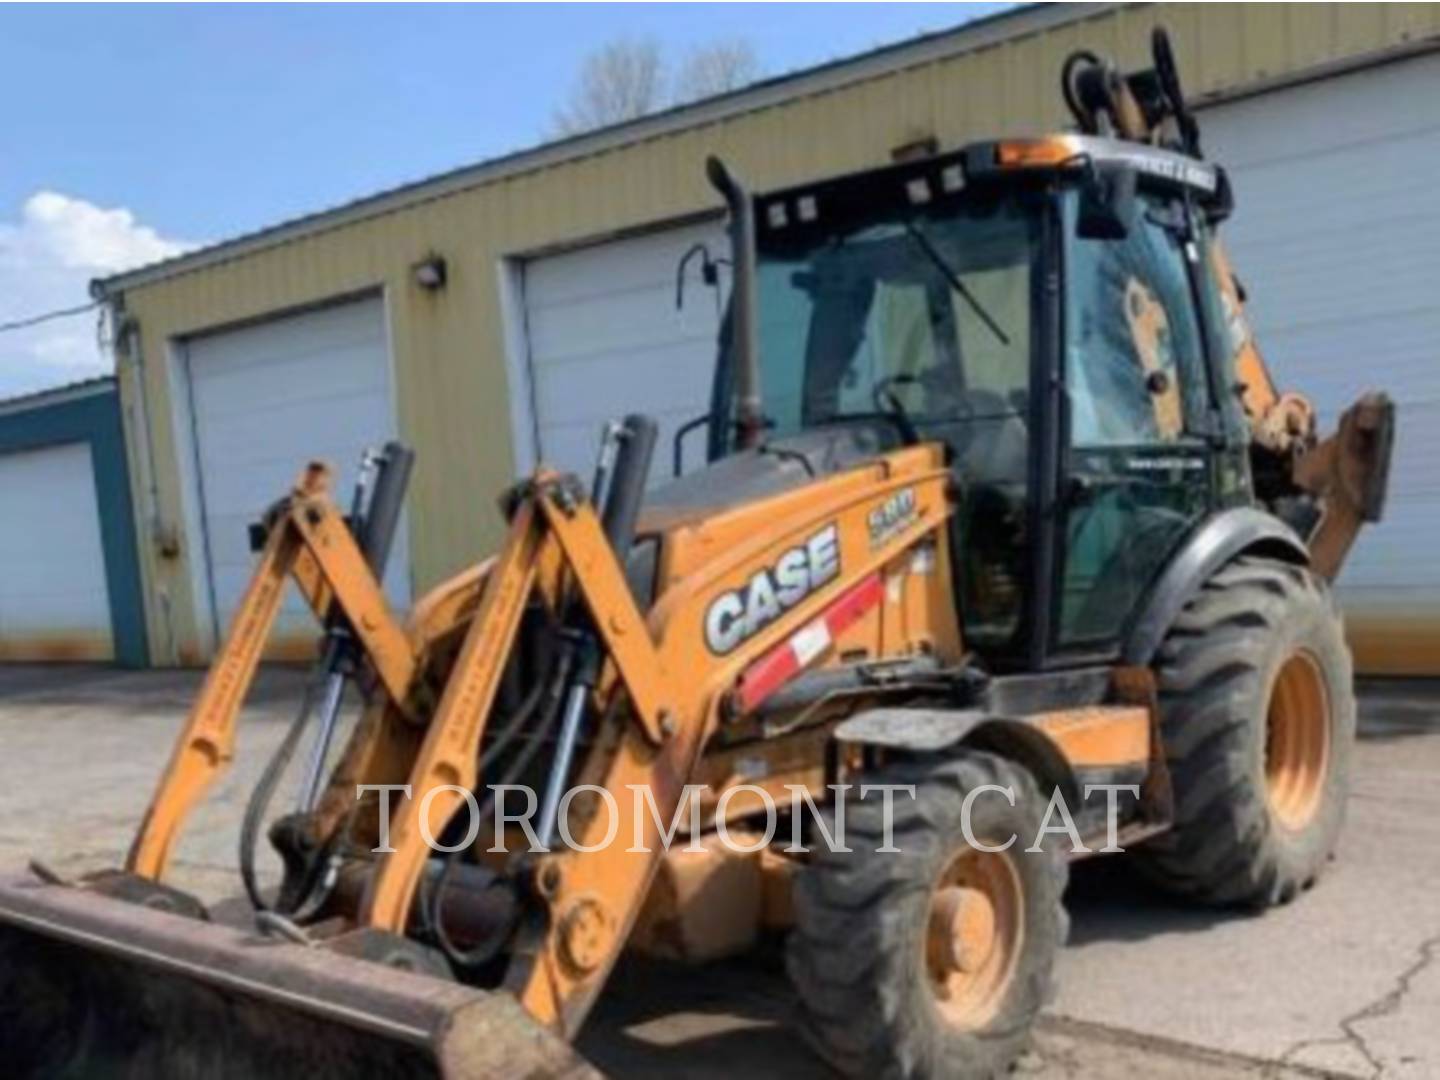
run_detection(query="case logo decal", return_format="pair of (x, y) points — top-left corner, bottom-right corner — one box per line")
(704, 524), (840, 655)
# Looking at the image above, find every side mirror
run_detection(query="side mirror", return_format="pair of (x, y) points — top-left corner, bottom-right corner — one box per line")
(1077, 162), (1137, 240)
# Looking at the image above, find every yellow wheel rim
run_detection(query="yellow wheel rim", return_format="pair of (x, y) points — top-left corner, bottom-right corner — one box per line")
(924, 848), (1024, 1029)
(1265, 649), (1332, 832)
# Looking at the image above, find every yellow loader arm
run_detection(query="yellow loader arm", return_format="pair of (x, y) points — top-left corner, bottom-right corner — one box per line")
(0, 460), (599, 1077)
(127, 461), (421, 880)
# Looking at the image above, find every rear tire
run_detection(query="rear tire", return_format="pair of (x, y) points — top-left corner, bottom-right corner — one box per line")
(1139, 555), (1355, 906)
(787, 751), (1068, 1079)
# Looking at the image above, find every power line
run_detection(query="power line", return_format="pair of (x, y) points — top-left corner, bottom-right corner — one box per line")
(0, 301), (101, 335)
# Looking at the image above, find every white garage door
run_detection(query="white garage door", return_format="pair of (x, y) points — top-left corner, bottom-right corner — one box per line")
(0, 442), (112, 660)
(182, 296), (409, 653)
(516, 219), (728, 485)
(1203, 52), (1440, 672)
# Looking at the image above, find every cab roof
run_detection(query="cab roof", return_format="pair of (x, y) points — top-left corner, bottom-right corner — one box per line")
(755, 134), (1225, 242)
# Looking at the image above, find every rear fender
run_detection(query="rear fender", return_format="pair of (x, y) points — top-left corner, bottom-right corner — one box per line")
(1122, 507), (1307, 667)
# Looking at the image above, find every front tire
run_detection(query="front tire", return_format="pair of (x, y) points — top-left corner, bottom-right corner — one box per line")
(1139, 555), (1356, 906)
(787, 751), (1068, 1078)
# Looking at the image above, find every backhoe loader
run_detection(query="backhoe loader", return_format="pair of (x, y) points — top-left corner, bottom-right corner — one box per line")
(0, 29), (1394, 1079)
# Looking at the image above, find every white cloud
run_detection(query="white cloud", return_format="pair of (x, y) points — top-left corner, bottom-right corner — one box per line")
(0, 192), (193, 398)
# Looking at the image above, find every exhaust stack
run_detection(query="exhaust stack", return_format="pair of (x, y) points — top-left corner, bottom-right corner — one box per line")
(706, 156), (764, 450)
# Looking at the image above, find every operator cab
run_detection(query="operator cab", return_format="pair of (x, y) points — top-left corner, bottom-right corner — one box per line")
(701, 136), (1251, 671)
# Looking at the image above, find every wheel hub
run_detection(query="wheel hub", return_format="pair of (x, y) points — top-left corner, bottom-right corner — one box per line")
(1265, 649), (1332, 832)
(924, 849), (1024, 1029)
(931, 886), (997, 974)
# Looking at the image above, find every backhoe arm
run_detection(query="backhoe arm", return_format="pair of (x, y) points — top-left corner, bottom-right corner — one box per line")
(1208, 240), (1395, 581)
(1064, 30), (1396, 582)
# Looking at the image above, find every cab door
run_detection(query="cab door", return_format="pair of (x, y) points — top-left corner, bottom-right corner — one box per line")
(1054, 191), (1218, 653)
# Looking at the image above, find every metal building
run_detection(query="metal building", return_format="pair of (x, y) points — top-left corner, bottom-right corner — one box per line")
(0, 378), (147, 666)
(91, 2), (1440, 672)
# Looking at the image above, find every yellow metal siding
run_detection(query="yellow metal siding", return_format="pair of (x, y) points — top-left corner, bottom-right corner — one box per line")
(113, 2), (1440, 663)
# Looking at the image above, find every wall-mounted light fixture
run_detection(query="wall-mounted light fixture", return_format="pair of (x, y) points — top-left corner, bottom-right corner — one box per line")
(412, 254), (448, 291)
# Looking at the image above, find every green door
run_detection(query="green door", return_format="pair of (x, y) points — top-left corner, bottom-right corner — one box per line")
(1056, 191), (1217, 652)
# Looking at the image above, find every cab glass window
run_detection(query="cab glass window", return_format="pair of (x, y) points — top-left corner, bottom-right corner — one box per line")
(753, 195), (1038, 450)
(1066, 194), (1210, 447)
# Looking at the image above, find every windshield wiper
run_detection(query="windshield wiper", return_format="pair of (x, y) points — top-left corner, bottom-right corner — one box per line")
(903, 221), (1011, 347)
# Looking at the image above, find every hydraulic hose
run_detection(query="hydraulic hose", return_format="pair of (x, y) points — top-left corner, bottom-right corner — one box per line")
(239, 443), (413, 916)
(239, 671), (326, 912)
(424, 649), (569, 969)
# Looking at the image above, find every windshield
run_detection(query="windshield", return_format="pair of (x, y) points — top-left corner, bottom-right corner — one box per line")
(751, 193), (1042, 459)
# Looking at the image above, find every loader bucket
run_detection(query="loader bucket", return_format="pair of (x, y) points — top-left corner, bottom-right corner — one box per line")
(0, 875), (598, 1079)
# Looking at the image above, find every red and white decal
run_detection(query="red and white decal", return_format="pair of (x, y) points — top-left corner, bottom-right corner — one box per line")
(733, 572), (884, 715)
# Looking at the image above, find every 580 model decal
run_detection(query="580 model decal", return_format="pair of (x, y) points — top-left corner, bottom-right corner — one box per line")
(704, 524), (840, 655)
(867, 487), (917, 548)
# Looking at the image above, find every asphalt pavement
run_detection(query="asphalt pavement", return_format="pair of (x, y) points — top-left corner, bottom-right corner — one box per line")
(0, 665), (1434, 1078)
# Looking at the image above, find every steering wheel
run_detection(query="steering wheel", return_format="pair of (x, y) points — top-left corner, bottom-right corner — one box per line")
(873, 370), (984, 423)
(871, 373), (919, 413)
(866, 375), (922, 446)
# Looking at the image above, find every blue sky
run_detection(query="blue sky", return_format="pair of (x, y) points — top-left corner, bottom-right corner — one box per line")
(4, 4), (1008, 241)
(0, 3), (1012, 397)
